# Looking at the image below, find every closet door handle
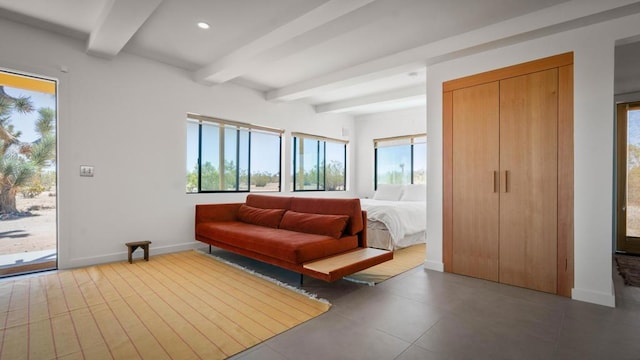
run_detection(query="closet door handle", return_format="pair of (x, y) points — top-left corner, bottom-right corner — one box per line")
(504, 170), (509, 193)
(493, 171), (498, 193)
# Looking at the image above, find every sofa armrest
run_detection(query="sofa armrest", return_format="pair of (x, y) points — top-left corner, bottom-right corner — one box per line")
(358, 210), (368, 248)
(195, 203), (243, 225)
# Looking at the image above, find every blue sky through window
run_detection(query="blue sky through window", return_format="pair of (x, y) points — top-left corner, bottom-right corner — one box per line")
(629, 109), (640, 145)
(4, 87), (56, 143)
(186, 121), (281, 174)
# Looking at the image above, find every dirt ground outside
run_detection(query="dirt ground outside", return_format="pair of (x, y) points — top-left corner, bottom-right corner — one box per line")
(0, 192), (56, 256)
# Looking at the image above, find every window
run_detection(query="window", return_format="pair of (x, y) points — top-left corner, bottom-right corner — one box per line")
(375, 134), (426, 187)
(186, 113), (283, 193)
(292, 133), (347, 191)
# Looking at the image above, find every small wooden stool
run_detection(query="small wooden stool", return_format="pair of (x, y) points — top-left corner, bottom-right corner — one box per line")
(126, 241), (151, 264)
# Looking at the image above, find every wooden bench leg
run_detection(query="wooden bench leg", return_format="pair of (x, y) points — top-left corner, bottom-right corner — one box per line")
(143, 244), (149, 261)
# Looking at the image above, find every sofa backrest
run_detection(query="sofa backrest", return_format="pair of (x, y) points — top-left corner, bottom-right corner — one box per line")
(246, 194), (292, 209)
(290, 197), (363, 236)
(245, 194), (364, 236)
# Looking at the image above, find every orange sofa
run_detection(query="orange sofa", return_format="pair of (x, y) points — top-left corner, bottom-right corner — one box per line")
(195, 194), (392, 282)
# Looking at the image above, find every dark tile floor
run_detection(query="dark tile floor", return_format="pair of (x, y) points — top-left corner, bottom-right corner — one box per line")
(207, 249), (640, 360)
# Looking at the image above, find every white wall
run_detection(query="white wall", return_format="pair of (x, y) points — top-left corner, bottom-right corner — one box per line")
(426, 12), (640, 307)
(353, 107), (427, 198)
(0, 18), (357, 269)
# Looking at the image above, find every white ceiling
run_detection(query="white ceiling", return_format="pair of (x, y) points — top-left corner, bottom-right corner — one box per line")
(1, 0), (639, 116)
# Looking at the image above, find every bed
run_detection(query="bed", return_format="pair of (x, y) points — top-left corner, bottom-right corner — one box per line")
(360, 184), (426, 251)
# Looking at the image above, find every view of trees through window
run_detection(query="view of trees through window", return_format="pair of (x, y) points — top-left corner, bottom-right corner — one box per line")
(292, 134), (346, 191)
(186, 117), (281, 193)
(627, 109), (640, 237)
(375, 135), (426, 187)
(0, 87), (56, 212)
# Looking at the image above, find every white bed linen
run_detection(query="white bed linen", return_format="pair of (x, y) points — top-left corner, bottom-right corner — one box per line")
(367, 222), (425, 250)
(360, 199), (427, 246)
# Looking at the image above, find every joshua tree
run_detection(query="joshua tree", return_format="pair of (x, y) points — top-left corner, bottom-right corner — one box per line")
(0, 86), (55, 213)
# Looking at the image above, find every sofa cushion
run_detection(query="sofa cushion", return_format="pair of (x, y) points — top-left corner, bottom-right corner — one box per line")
(290, 197), (363, 236)
(196, 221), (359, 263)
(237, 205), (285, 228)
(279, 211), (349, 239)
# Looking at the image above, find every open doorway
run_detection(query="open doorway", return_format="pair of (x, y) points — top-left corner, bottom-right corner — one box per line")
(617, 103), (640, 254)
(0, 70), (57, 276)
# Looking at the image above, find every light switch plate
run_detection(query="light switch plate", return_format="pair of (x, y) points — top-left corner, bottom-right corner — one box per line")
(80, 165), (94, 177)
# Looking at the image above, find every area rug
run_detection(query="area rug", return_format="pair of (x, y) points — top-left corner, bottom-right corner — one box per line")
(0, 250), (330, 359)
(345, 243), (425, 285)
(615, 254), (640, 287)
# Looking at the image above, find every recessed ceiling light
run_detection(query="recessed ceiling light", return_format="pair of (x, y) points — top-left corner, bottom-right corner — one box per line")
(197, 22), (210, 30)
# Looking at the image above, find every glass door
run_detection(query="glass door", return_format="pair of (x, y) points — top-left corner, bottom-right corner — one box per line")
(617, 102), (640, 254)
(0, 70), (57, 276)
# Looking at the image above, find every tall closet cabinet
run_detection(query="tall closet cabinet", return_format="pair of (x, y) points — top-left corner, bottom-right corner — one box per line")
(442, 53), (574, 296)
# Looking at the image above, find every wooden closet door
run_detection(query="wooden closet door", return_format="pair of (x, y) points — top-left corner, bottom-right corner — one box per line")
(499, 69), (558, 293)
(452, 82), (500, 281)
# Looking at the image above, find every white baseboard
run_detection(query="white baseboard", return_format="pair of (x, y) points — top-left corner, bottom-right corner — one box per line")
(572, 286), (615, 308)
(60, 241), (201, 270)
(424, 260), (444, 272)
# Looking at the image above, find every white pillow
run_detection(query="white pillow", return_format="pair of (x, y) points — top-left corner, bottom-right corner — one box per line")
(400, 184), (426, 201)
(373, 184), (403, 201)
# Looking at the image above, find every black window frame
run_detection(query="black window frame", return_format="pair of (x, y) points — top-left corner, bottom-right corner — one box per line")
(292, 132), (347, 192)
(187, 113), (283, 193)
(374, 133), (427, 189)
